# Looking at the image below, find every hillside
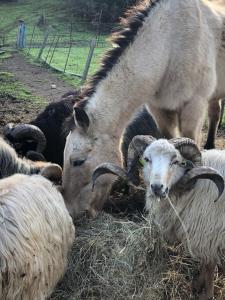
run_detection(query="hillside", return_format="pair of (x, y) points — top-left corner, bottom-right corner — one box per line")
(0, 0), (71, 34)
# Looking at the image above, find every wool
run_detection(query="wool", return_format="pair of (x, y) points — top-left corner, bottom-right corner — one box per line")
(0, 174), (75, 300)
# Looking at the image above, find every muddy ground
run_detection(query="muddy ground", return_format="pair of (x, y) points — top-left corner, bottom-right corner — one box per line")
(0, 51), (76, 135)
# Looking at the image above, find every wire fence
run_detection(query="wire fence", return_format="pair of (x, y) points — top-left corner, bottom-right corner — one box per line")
(1, 20), (114, 82)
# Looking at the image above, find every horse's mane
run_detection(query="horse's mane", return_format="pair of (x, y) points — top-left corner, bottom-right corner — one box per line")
(76, 0), (161, 109)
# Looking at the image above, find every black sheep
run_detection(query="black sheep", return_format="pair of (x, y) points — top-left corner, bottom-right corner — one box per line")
(3, 91), (79, 166)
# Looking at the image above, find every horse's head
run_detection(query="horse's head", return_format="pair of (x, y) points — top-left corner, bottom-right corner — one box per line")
(62, 105), (119, 218)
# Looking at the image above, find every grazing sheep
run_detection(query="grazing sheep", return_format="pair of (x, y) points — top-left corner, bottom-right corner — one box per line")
(0, 173), (75, 300)
(62, 0), (225, 218)
(0, 137), (62, 183)
(3, 90), (79, 166)
(93, 137), (225, 299)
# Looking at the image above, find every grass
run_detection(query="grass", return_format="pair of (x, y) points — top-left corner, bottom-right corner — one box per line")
(0, 0), (68, 33)
(27, 45), (107, 76)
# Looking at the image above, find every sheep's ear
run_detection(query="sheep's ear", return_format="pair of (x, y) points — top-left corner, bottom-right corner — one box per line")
(74, 107), (90, 131)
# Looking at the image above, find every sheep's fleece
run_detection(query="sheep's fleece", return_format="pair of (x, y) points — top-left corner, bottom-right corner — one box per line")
(0, 174), (75, 300)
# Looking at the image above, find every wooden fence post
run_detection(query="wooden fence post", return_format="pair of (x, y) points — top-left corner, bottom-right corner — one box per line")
(38, 26), (51, 60)
(81, 38), (96, 83)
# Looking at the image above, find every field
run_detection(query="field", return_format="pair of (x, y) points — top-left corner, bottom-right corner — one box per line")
(0, 0), (111, 84)
(2, 0), (225, 299)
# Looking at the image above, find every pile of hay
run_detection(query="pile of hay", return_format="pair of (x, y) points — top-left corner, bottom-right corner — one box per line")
(50, 208), (225, 300)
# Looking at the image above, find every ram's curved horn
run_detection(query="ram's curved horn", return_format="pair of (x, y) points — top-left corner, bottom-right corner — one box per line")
(170, 138), (202, 166)
(3, 123), (46, 153)
(178, 166), (224, 202)
(92, 163), (127, 191)
(127, 135), (156, 185)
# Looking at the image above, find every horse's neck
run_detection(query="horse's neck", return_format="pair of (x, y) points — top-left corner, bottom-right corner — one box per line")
(86, 69), (152, 139)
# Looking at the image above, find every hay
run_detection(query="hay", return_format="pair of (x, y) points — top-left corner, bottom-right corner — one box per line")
(50, 213), (162, 300)
(49, 211), (223, 300)
(50, 193), (225, 300)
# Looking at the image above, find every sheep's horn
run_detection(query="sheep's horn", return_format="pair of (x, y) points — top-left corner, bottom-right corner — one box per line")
(3, 123), (46, 153)
(92, 163), (127, 191)
(170, 138), (202, 167)
(180, 167), (224, 202)
(127, 135), (156, 185)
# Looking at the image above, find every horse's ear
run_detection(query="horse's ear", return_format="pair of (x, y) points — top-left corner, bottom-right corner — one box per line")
(74, 107), (90, 131)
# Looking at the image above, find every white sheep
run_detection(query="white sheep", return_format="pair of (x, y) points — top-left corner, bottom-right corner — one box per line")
(92, 137), (225, 300)
(0, 174), (75, 300)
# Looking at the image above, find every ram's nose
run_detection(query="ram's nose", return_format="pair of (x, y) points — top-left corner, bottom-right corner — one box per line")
(151, 183), (168, 198)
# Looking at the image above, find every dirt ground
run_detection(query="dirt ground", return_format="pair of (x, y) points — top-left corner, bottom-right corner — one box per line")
(1, 52), (74, 102)
(0, 51), (76, 134)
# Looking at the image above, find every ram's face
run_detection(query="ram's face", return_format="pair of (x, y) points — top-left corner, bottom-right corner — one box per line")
(142, 140), (185, 198)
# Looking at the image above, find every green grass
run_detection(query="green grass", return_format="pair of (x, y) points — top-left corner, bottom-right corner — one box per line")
(0, 71), (44, 103)
(0, 0), (67, 32)
(27, 45), (107, 75)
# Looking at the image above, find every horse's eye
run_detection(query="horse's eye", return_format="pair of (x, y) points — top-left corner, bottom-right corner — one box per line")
(144, 157), (152, 163)
(72, 159), (86, 167)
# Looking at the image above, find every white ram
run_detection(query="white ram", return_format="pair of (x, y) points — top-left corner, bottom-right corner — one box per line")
(93, 137), (225, 300)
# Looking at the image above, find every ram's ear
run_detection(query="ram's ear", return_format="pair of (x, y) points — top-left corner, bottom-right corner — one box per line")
(74, 107), (90, 131)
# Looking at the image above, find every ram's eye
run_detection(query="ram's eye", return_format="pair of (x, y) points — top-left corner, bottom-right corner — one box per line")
(72, 159), (86, 167)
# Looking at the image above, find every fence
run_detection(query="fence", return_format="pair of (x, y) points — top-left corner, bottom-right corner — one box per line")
(1, 20), (114, 82)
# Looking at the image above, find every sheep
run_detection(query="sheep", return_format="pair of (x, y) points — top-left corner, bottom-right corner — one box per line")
(3, 90), (79, 166)
(0, 137), (62, 184)
(0, 173), (75, 300)
(62, 0), (225, 218)
(92, 136), (225, 299)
